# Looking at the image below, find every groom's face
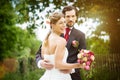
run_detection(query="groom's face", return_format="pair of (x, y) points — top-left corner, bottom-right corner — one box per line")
(64, 10), (77, 28)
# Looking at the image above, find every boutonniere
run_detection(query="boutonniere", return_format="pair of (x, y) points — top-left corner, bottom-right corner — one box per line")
(72, 40), (79, 47)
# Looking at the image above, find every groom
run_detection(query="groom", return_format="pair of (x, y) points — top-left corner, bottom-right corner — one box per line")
(36, 5), (86, 80)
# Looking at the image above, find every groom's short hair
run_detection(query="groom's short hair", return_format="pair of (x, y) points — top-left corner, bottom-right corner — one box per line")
(62, 5), (78, 17)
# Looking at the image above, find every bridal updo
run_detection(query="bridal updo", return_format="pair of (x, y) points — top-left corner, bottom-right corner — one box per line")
(43, 12), (64, 47)
(49, 12), (64, 24)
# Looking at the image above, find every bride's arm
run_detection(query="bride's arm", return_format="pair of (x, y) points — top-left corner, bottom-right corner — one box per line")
(54, 38), (83, 69)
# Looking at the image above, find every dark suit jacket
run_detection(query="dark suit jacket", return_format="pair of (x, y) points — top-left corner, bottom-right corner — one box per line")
(67, 27), (86, 63)
(35, 27), (86, 80)
(66, 27), (86, 80)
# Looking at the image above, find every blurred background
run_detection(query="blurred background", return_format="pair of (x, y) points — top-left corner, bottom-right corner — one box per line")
(0, 0), (120, 80)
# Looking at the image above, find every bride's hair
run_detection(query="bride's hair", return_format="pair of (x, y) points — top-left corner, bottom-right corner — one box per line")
(43, 12), (63, 47)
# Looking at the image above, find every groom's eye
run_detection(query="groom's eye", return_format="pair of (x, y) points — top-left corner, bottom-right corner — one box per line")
(66, 15), (70, 18)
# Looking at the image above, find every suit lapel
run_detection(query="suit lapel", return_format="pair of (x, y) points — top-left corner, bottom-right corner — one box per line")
(66, 28), (76, 49)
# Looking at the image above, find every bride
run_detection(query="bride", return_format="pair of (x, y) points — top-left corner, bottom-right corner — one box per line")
(39, 12), (83, 80)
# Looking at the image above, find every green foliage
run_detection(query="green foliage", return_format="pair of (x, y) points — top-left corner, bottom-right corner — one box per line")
(80, 61), (96, 80)
(3, 69), (44, 80)
(92, 66), (120, 80)
(86, 36), (110, 54)
(0, 0), (41, 60)
(0, 0), (17, 60)
(85, 35), (110, 80)
(0, 26), (20, 59)
(0, 24), (41, 60)
(0, 0), (17, 26)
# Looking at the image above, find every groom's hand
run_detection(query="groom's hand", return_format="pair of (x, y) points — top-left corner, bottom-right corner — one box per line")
(59, 69), (72, 74)
(40, 60), (54, 70)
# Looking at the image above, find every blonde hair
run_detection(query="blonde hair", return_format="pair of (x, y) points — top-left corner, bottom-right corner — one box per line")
(43, 12), (63, 47)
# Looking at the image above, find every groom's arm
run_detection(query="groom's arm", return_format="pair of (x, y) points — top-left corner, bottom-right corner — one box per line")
(35, 45), (43, 68)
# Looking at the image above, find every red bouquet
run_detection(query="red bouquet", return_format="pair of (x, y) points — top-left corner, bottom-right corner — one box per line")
(77, 49), (95, 70)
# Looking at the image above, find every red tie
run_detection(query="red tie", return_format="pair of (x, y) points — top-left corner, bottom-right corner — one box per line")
(64, 28), (70, 41)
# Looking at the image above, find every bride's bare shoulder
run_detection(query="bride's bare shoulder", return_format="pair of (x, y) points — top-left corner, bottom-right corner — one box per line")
(57, 37), (66, 45)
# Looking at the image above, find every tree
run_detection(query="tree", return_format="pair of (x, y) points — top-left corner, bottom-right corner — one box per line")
(74, 0), (120, 53)
(0, 0), (40, 60)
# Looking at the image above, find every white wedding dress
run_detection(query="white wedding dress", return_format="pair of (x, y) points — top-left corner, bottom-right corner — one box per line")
(39, 48), (72, 80)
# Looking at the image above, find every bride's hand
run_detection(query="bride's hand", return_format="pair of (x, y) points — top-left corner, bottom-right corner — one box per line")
(59, 69), (72, 74)
(77, 63), (85, 69)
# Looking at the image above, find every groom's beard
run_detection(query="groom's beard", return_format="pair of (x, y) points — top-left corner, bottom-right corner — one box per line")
(66, 24), (73, 28)
(66, 21), (74, 28)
